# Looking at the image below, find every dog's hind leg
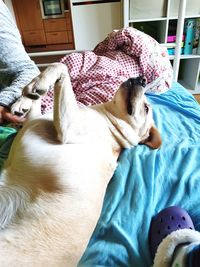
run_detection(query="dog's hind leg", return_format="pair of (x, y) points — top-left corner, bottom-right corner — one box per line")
(22, 63), (69, 99)
(11, 63), (68, 119)
(19, 62), (80, 143)
(31, 63), (80, 144)
(53, 68), (80, 144)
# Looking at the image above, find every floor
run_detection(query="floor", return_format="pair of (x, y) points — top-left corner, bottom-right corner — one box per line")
(194, 95), (200, 104)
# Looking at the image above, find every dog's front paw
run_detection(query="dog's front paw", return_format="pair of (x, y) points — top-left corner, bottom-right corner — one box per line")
(11, 96), (33, 117)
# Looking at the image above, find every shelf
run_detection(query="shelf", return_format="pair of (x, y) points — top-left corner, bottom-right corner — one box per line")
(125, 0), (200, 92)
(128, 15), (200, 23)
(130, 20), (167, 43)
(178, 79), (192, 90)
(167, 54), (200, 60)
(168, 55), (174, 60)
(178, 79), (200, 94)
(168, 15), (200, 20)
(128, 15), (200, 24)
(185, 14), (200, 19)
(129, 17), (167, 23)
(180, 55), (200, 59)
(169, 0), (200, 18)
(178, 58), (200, 94)
(129, 0), (167, 21)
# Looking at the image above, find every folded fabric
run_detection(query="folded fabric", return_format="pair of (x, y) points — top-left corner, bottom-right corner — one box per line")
(0, 126), (16, 146)
(41, 27), (173, 114)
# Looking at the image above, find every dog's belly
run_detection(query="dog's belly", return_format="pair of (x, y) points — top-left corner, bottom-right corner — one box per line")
(6, 118), (116, 193)
(0, 190), (105, 267)
(0, 118), (118, 266)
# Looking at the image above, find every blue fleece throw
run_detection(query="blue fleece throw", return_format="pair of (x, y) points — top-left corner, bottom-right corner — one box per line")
(79, 82), (200, 267)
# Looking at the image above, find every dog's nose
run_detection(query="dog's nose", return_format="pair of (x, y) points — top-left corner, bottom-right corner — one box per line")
(125, 77), (146, 100)
(125, 77), (146, 116)
(126, 77), (146, 90)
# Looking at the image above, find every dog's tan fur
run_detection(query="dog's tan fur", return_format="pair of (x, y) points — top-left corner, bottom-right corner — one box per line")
(0, 63), (161, 266)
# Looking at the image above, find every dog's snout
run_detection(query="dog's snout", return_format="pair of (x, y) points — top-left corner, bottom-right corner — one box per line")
(125, 76), (147, 116)
(125, 77), (146, 100)
(126, 78), (137, 90)
(126, 77), (146, 90)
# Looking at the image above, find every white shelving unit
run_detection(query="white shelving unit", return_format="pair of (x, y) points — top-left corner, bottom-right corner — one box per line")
(123, 0), (200, 94)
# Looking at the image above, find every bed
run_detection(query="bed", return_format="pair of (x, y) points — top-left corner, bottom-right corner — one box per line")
(0, 28), (200, 267)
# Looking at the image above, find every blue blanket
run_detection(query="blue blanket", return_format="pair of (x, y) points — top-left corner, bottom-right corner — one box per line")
(0, 82), (200, 267)
(79, 82), (200, 267)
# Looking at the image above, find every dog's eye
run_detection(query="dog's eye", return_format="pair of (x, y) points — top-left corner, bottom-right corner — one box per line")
(144, 103), (149, 114)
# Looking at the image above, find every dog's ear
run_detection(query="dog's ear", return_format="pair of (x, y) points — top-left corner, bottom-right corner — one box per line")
(140, 126), (162, 149)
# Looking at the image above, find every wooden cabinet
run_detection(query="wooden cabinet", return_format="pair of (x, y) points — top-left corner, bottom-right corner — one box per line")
(23, 31), (46, 46)
(44, 18), (67, 32)
(46, 32), (68, 44)
(12, 0), (43, 31)
(12, 0), (46, 46)
(65, 11), (73, 44)
(12, 0), (74, 52)
(44, 14), (73, 45)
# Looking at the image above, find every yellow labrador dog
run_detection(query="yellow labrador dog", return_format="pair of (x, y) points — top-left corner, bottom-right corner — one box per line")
(0, 63), (161, 267)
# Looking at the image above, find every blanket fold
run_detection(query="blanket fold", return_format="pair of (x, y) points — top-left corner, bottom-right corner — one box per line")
(41, 27), (173, 113)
